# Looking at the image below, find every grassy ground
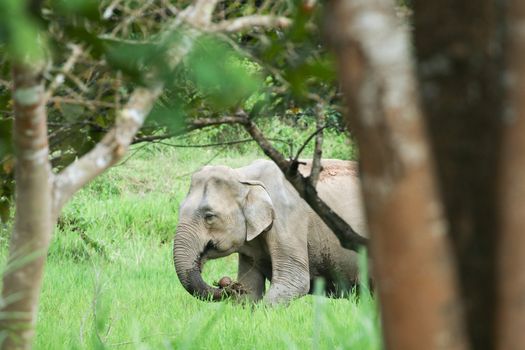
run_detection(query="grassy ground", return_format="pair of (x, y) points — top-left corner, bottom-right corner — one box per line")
(1, 126), (381, 349)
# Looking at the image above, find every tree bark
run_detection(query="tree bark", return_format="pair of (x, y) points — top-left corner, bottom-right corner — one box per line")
(326, 1), (467, 349)
(413, 2), (505, 349)
(0, 64), (53, 350)
(495, 1), (525, 349)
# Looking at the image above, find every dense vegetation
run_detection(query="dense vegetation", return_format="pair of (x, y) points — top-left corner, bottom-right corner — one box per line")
(0, 123), (378, 349)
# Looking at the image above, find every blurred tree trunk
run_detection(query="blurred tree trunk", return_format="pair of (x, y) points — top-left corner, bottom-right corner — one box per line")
(0, 65), (53, 350)
(413, 2), (505, 349)
(326, 1), (467, 349)
(495, 1), (525, 349)
(328, 0), (525, 349)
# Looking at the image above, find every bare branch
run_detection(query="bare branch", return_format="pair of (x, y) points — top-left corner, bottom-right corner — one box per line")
(102, 0), (123, 19)
(293, 126), (327, 162)
(310, 103), (325, 187)
(110, 0), (156, 37)
(193, 0), (220, 20)
(131, 116), (248, 144)
(156, 138), (255, 148)
(236, 111), (291, 170)
(49, 96), (116, 110)
(209, 15), (292, 33)
(45, 44), (83, 100)
(188, 116), (246, 129)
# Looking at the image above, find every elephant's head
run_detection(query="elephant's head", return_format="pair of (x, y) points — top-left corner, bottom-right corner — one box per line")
(173, 165), (274, 300)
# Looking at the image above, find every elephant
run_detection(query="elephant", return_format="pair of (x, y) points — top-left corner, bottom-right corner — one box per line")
(173, 159), (368, 305)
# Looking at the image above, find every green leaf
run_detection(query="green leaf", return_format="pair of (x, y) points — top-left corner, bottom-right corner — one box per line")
(104, 40), (169, 84)
(50, 0), (100, 21)
(186, 36), (262, 110)
(146, 105), (185, 133)
(0, 0), (46, 63)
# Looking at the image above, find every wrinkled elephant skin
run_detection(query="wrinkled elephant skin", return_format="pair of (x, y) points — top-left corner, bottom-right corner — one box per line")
(173, 159), (368, 305)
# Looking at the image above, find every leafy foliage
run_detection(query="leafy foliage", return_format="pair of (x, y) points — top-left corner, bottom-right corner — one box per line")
(0, 0), (349, 221)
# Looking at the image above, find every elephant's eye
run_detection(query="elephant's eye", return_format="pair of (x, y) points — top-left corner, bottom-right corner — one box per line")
(204, 212), (216, 224)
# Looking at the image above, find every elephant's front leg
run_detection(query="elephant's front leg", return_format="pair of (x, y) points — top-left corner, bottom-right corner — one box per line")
(236, 254), (265, 302)
(264, 251), (310, 305)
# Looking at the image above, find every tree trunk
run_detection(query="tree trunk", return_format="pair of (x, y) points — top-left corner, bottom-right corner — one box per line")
(413, 2), (505, 349)
(0, 65), (53, 350)
(326, 1), (467, 349)
(495, 1), (525, 348)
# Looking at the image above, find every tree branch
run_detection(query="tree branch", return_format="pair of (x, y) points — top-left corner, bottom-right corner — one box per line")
(235, 110), (367, 251)
(310, 103), (325, 187)
(188, 116), (247, 130)
(194, 0), (219, 20)
(293, 125), (327, 162)
(131, 116), (247, 144)
(209, 15), (292, 33)
(45, 44), (83, 101)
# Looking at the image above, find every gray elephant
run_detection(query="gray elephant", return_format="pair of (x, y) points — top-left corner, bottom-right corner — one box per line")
(173, 159), (368, 305)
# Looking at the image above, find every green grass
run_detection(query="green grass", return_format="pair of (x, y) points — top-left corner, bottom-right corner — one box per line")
(1, 126), (380, 349)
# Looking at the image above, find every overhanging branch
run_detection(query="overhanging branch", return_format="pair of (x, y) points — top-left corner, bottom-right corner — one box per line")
(236, 110), (367, 251)
(208, 15), (292, 33)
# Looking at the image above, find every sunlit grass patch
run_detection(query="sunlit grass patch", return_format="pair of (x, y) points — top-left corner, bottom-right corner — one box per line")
(1, 129), (379, 349)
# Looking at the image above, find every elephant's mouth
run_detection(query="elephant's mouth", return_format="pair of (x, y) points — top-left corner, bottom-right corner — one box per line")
(192, 240), (221, 282)
(199, 239), (237, 260)
(196, 240), (217, 268)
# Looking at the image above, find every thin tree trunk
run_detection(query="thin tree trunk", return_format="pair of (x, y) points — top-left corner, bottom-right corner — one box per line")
(413, 2), (505, 349)
(326, 1), (467, 349)
(0, 65), (53, 350)
(495, 1), (525, 348)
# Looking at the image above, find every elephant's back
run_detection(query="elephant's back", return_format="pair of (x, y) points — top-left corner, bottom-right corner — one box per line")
(299, 160), (368, 237)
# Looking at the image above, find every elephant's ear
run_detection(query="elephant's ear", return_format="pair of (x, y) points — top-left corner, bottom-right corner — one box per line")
(240, 180), (275, 241)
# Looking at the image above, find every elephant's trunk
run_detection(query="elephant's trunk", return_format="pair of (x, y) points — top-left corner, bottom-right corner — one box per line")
(173, 223), (223, 301)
